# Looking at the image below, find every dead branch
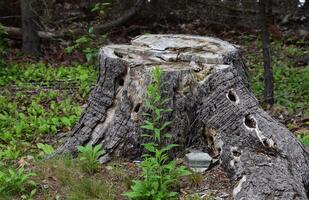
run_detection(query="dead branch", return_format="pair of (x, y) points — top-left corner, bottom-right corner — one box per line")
(93, 0), (145, 34)
(3, 26), (63, 40)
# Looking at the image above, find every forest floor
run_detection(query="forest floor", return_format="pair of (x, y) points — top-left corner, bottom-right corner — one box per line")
(0, 30), (308, 199)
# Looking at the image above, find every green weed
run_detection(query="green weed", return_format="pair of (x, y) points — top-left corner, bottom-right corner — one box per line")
(0, 167), (36, 197)
(0, 63), (96, 161)
(297, 131), (309, 147)
(37, 143), (55, 158)
(77, 144), (105, 174)
(0, 142), (21, 162)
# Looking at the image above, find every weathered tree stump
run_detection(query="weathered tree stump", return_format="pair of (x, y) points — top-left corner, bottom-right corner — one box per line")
(56, 34), (309, 199)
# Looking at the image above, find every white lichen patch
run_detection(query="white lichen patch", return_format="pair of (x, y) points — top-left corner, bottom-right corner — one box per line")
(230, 159), (235, 168)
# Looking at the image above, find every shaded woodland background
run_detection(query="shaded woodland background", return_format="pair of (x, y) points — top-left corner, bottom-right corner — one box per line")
(1, 0), (308, 48)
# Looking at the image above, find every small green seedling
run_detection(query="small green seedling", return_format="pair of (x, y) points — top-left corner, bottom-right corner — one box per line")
(77, 144), (105, 174)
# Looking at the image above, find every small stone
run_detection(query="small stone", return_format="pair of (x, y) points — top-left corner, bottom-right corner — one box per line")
(99, 154), (111, 164)
(184, 152), (212, 172)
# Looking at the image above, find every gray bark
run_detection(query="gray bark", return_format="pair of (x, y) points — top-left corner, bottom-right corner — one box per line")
(56, 34), (309, 199)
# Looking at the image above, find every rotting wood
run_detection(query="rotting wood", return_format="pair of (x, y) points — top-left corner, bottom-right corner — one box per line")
(55, 34), (309, 200)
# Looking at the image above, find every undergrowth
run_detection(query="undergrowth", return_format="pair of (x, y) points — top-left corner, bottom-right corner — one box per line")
(35, 155), (116, 200)
(0, 61), (97, 198)
(245, 38), (309, 146)
(245, 39), (309, 116)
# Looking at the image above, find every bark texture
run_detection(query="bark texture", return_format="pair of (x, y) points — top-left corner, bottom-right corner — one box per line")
(56, 34), (309, 199)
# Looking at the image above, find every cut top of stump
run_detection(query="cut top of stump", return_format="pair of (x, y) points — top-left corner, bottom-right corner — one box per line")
(101, 34), (239, 71)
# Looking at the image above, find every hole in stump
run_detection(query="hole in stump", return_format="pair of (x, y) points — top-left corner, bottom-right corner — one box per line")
(118, 78), (124, 86)
(244, 114), (256, 129)
(133, 103), (141, 113)
(232, 149), (241, 157)
(227, 89), (237, 103)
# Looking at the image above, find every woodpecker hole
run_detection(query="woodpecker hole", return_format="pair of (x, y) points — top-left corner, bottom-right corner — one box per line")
(118, 78), (124, 86)
(244, 115), (256, 129)
(133, 103), (141, 113)
(227, 89), (238, 103)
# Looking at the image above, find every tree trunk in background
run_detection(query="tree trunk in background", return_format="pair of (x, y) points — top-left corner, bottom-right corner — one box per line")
(21, 0), (40, 54)
(259, 0), (274, 106)
(55, 34), (309, 199)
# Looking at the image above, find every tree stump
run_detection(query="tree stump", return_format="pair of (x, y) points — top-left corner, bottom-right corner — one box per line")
(56, 34), (309, 199)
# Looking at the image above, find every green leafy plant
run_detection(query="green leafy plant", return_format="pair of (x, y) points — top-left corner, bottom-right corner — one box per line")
(125, 67), (191, 200)
(0, 167), (36, 196)
(65, 28), (107, 64)
(247, 40), (309, 114)
(298, 134), (309, 147)
(36, 143), (55, 157)
(91, 2), (110, 16)
(0, 142), (20, 161)
(0, 63), (96, 157)
(77, 144), (105, 174)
